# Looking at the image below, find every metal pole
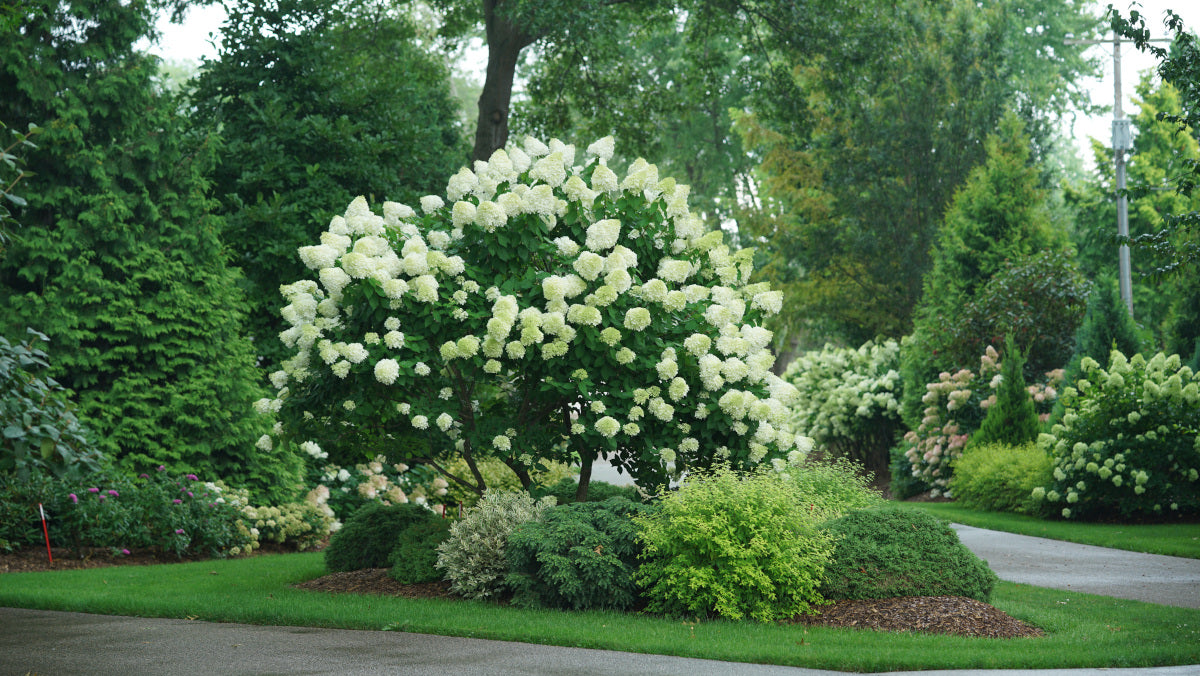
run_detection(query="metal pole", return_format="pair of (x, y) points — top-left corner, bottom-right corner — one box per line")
(1113, 36), (1134, 319)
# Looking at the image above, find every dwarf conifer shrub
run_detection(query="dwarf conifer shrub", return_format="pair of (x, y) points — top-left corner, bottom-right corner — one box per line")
(324, 501), (436, 572)
(635, 467), (835, 622)
(966, 336), (1041, 451)
(436, 490), (555, 600)
(950, 442), (1053, 514)
(506, 497), (652, 611)
(819, 505), (997, 601)
(388, 518), (451, 584)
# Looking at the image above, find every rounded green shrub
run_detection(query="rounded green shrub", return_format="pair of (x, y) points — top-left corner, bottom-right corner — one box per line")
(506, 497), (652, 611)
(950, 442), (1053, 514)
(1035, 351), (1200, 520)
(388, 518), (452, 584)
(436, 490), (555, 600)
(634, 467), (836, 622)
(324, 501), (437, 572)
(819, 505), (997, 602)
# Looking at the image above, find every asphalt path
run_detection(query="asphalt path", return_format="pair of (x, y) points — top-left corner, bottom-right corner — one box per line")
(2, 524), (1199, 676)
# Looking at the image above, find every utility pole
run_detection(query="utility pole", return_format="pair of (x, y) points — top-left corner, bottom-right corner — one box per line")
(1066, 33), (1171, 320)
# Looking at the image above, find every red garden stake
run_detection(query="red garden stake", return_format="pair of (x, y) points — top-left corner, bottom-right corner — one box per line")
(38, 503), (53, 564)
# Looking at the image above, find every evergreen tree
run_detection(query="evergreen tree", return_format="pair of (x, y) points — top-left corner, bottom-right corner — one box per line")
(0, 0), (301, 500)
(191, 0), (466, 369)
(967, 336), (1040, 451)
(901, 112), (1070, 426)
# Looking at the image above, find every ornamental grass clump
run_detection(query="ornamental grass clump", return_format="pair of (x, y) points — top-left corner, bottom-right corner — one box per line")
(436, 489), (555, 600)
(783, 339), (904, 478)
(1034, 350), (1200, 520)
(506, 496), (652, 611)
(634, 466), (835, 623)
(257, 135), (803, 499)
(819, 505), (997, 602)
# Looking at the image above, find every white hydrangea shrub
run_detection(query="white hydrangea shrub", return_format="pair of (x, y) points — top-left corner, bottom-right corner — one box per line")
(259, 136), (809, 492)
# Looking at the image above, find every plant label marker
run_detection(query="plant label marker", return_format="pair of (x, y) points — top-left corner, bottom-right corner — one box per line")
(38, 503), (53, 563)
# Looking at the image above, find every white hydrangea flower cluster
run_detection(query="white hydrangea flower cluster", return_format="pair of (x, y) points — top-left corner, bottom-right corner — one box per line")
(782, 340), (904, 463)
(261, 135), (805, 487)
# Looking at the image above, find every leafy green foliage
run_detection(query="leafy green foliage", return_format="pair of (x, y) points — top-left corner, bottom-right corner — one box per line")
(388, 518), (452, 584)
(940, 251), (1090, 381)
(506, 497), (653, 611)
(0, 472), (57, 552)
(324, 501), (438, 572)
(737, 0), (1097, 344)
(436, 490), (555, 600)
(968, 336), (1041, 451)
(1, 328), (104, 480)
(949, 442), (1054, 515)
(782, 340), (904, 478)
(819, 505), (997, 601)
(0, 0), (300, 502)
(0, 121), (39, 261)
(634, 467), (835, 622)
(1035, 351), (1200, 520)
(190, 0), (466, 370)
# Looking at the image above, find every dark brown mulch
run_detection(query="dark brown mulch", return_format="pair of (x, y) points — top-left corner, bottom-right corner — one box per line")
(290, 568), (1042, 639)
(791, 595), (1043, 638)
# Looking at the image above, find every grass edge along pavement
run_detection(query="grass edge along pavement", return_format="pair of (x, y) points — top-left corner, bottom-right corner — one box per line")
(898, 501), (1200, 559)
(0, 552), (1198, 672)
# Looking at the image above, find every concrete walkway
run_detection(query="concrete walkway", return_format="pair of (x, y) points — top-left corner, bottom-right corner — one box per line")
(2, 525), (1199, 676)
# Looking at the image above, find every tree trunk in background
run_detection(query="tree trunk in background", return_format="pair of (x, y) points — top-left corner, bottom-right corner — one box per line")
(472, 0), (537, 161)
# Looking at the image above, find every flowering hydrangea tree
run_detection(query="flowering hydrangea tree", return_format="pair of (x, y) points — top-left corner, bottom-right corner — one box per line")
(904, 345), (1062, 494)
(256, 136), (805, 499)
(783, 339), (903, 478)
(1033, 351), (1200, 520)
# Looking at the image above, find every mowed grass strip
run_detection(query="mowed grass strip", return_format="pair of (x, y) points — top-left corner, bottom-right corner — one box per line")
(897, 501), (1200, 559)
(1, 553), (1198, 672)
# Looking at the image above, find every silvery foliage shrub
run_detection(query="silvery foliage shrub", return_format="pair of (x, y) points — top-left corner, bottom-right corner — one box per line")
(1033, 351), (1200, 520)
(255, 135), (805, 494)
(635, 465), (836, 622)
(783, 339), (903, 474)
(435, 489), (555, 599)
(904, 345), (1061, 495)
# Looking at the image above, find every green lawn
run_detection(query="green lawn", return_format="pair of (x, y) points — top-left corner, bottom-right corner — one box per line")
(897, 501), (1200, 559)
(1, 552), (1198, 671)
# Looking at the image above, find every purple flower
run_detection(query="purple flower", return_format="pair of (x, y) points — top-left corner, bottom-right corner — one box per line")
(175, 529), (185, 535)
(97, 495), (106, 502)
(121, 549), (130, 556)
(186, 474), (199, 481)
(187, 491), (194, 498)
(107, 490), (119, 497)
(172, 499), (182, 504)
(139, 474), (150, 479)
(158, 465), (166, 472)
(87, 487), (100, 493)
(68, 493), (78, 504)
